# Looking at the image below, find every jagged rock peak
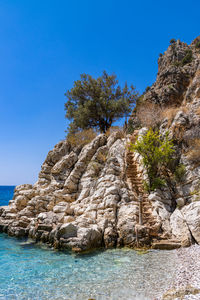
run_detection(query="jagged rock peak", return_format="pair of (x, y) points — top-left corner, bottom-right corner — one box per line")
(143, 36), (200, 106)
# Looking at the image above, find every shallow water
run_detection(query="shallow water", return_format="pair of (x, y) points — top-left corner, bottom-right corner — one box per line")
(0, 234), (177, 300)
(0, 187), (177, 299)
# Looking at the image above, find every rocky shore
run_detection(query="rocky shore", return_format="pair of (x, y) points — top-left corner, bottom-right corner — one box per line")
(161, 244), (200, 299)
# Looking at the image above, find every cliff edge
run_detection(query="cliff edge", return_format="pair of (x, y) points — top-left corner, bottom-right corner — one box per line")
(1, 37), (200, 252)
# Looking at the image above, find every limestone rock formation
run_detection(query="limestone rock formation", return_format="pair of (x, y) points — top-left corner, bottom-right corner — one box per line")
(1, 36), (200, 251)
(0, 132), (140, 251)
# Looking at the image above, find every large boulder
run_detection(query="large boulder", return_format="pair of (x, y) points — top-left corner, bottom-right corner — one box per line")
(182, 202), (200, 244)
(57, 223), (77, 239)
(170, 208), (192, 246)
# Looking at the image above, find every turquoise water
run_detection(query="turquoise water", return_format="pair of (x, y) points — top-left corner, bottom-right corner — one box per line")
(0, 187), (176, 299)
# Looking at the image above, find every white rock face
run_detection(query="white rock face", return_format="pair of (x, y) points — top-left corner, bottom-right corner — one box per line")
(58, 223), (77, 239)
(170, 209), (192, 246)
(1, 128), (200, 251)
(182, 202), (200, 244)
(0, 132), (139, 250)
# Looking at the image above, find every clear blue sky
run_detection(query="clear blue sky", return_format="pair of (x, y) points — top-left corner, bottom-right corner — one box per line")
(0, 0), (199, 185)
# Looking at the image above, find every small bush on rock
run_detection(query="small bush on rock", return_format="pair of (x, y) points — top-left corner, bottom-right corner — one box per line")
(181, 49), (193, 66)
(90, 161), (103, 178)
(130, 129), (175, 191)
(174, 164), (186, 182)
(145, 86), (151, 93)
(195, 41), (200, 49)
(143, 178), (166, 192)
(170, 39), (176, 44)
(151, 178), (166, 191)
(172, 49), (193, 67)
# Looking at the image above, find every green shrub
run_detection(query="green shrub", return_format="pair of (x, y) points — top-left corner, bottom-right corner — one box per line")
(172, 49), (193, 67)
(151, 178), (166, 191)
(145, 86), (151, 93)
(143, 180), (150, 193)
(130, 129), (175, 191)
(172, 61), (181, 67)
(174, 164), (186, 182)
(170, 39), (176, 44)
(195, 41), (200, 48)
(143, 178), (166, 192)
(181, 49), (193, 66)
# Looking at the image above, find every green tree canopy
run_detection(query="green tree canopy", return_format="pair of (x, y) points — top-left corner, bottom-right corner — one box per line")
(65, 71), (138, 133)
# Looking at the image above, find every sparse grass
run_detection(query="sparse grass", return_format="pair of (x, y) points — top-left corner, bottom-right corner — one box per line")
(162, 107), (180, 126)
(89, 161), (102, 178)
(162, 106), (188, 127)
(96, 151), (108, 164)
(186, 138), (200, 165)
(190, 189), (200, 196)
(89, 149), (108, 178)
(195, 106), (200, 116)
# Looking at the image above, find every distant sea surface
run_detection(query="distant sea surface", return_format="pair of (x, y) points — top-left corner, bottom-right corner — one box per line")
(0, 186), (15, 206)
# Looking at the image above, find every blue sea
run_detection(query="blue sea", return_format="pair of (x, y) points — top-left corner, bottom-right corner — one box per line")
(0, 186), (177, 299)
(0, 186), (15, 206)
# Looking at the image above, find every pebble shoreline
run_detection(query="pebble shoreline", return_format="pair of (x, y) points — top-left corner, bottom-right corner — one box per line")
(160, 244), (200, 300)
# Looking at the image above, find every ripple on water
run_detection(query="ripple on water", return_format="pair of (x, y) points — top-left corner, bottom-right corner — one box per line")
(0, 234), (177, 300)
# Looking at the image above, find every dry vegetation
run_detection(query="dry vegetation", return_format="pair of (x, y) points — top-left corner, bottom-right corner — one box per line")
(66, 125), (125, 149)
(105, 126), (124, 137)
(195, 106), (200, 116)
(162, 106), (188, 127)
(186, 138), (200, 165)
(136, 101), (163, 128)
(162, 107), (180, 126)
(67, 128), (97, 147)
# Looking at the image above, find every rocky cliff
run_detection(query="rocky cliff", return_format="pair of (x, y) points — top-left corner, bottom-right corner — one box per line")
(1, 36), (200, 252)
